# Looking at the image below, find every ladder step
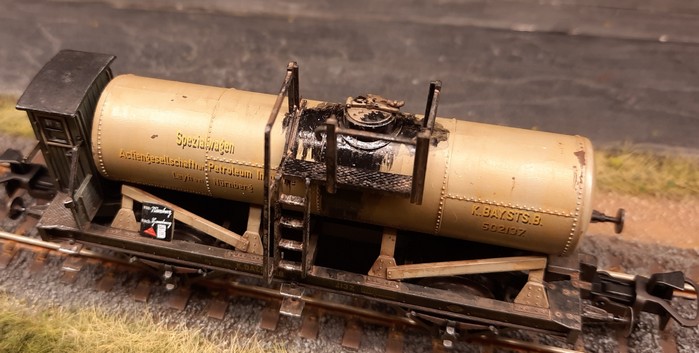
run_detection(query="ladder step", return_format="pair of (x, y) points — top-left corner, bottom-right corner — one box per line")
(279, 259), (302, 272)
(280, 216), (304, 229)
(279, 194), (306, 207)
(279, 239), (304, 251)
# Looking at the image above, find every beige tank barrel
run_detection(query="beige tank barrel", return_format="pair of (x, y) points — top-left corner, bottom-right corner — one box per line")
(353, 119), (594, 255)
(93, 74), (594, 255)
(93, 74), (285, 203)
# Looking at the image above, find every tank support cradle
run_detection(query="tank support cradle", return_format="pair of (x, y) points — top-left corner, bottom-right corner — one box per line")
(514, 269), (550, 309)
(368, 228), (398, 278)
(110, 185), (263, 254)
(242, 206), (264, 256)
(367, 227), (550, 308)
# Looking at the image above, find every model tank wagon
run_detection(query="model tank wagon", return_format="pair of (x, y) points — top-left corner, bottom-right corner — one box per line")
(3, 50), (697, 348)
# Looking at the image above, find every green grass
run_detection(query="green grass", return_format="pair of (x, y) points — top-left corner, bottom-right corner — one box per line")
(595, 148), (699, 199)
(0, 295), (286, 353)
(0, 95), (32, 137)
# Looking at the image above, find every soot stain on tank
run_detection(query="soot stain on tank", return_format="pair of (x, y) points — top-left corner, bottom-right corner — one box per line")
(573, 150), (586, 187)
(398, 113), (450, 147)
(292, 104), (450, 171)
(574, 150), (586, 166)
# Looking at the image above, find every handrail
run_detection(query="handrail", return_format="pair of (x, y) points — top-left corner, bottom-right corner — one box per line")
(314, 125), (416, 145)
(313, 81), (442, 205)
(324, 116), (338, 194)
(423, 81), (441, 130)
(262, 62), (299, 284)
(411, 81), (441, 204)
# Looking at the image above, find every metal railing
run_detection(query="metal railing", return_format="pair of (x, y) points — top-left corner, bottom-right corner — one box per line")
(313, 81), (441, 204)
(263, 62), (300, 283)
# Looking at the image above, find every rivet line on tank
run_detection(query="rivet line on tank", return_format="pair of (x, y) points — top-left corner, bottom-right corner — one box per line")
(445, 195), (572, 217)
(201, 90), (229, 197)
(204, 170), (211, 194)
(96, 90), (112, 177)
(206, 156), (263, 168)
(562, 140), (586, 255)
(434, 121), (455, 234)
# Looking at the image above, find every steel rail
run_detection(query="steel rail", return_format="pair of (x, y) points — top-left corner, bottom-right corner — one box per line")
(0, 228), (416, 328)
(2, 227), (697, 301)
(212, 278), (420, 328)
(467, 335), (583, 353)
(1, 228), (695, 352)
(0, 229), (130, 265)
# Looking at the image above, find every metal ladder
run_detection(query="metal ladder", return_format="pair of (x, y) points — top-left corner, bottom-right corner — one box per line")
(262, 63), (442, 283)
(263, 62), (310, 283)
(272, 177), (312, 276)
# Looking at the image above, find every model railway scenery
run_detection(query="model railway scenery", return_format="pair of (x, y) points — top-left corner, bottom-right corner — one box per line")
(1, 48), (697, 352)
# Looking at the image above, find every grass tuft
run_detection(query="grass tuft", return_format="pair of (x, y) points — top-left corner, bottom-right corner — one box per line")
(0, 295), (286, 353)
(595, 148), (699, 199)
(0, 95), (32, 137)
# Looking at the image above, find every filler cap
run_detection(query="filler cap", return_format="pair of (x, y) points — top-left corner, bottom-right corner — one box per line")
(344, 94), (403, 134)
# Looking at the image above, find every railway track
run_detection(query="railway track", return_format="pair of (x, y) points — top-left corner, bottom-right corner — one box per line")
(0, 189), (697, 352)
(0, 224), (589, 353)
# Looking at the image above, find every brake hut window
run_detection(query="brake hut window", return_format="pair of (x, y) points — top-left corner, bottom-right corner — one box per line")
(41, 116), (70, 145)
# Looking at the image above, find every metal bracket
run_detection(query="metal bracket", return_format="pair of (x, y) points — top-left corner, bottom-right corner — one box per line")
(111, 194), (140, 232)
(280, 283), (305, 317)
(514, 269), (550, 309)
(368, 228), (398, 278)
(58, 241), (83, 255)
(441, 321), (458, 349)
(162, 268), (178, 291)
(242, 205), (264, 255)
